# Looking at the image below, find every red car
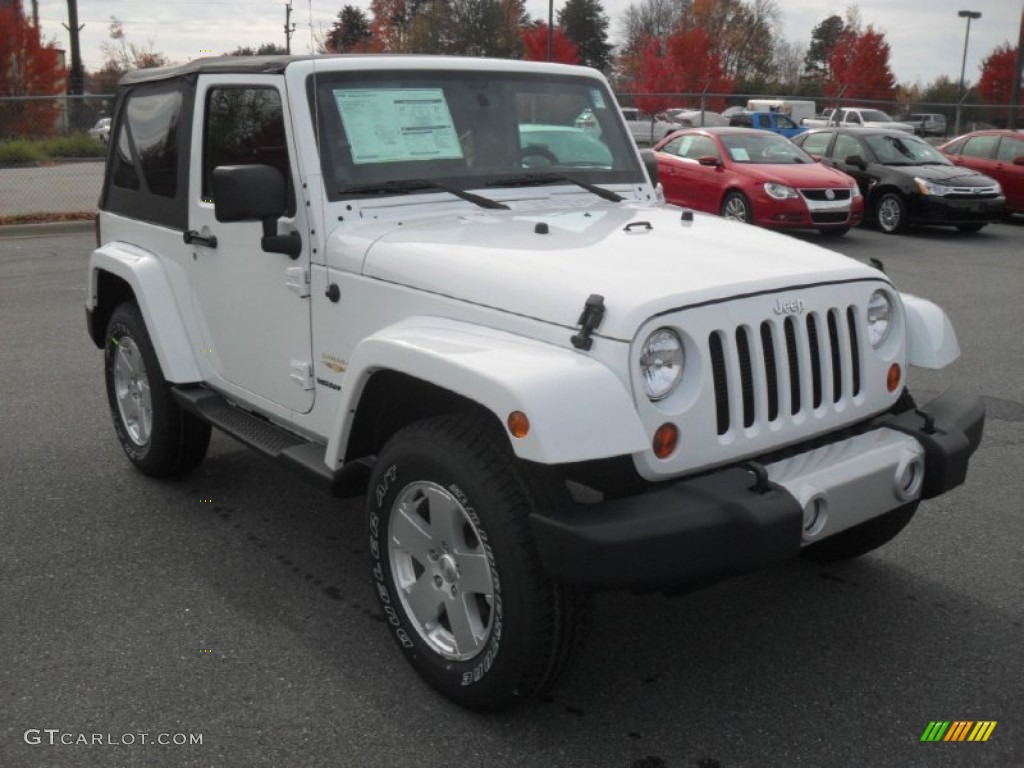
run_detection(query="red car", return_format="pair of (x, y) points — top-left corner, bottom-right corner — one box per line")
(653, 127), (864, 235)
(939, 130), (1024, 214)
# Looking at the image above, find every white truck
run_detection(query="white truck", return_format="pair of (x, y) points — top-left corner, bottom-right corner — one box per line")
(804, 107), (916, 133)
(86, 55), (984, 711)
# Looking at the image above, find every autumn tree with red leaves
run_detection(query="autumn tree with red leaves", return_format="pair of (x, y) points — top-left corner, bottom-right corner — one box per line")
(826, 25), (897, 102)
(520, 24), (580, 65)
(0, 5), (66, 138)
(631, 27), (733, 115)
(978, 42), (1019, 105)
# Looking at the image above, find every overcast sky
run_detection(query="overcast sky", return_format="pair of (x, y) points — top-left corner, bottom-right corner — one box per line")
(35, 0), (1022, 89)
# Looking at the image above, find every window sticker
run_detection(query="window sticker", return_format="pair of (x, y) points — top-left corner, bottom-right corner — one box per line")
(333, 88), (463, 164)
(730, 147), (750, 161)
(590, 89), (606, 110)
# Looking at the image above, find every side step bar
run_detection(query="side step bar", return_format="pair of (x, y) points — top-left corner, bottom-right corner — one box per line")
(172, 385), (371, 498)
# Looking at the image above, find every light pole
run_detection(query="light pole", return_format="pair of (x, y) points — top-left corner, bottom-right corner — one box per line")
(547, 0), (553, 62)
(955, 10), (981, 136)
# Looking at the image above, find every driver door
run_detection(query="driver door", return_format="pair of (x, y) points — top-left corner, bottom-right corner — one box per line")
(187, 76), (314, 414)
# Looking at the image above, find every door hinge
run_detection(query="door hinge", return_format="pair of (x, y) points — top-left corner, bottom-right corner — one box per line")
(286, 266), (310, 297)
(289, 360), (314, 390)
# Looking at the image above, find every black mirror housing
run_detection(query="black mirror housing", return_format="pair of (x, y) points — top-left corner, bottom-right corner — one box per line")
(844, 154), (867, 169)
(212, 165), (288, 223)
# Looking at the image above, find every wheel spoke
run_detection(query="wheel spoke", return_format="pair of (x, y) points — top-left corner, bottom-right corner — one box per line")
(390, 502), (434, 563)
(403, 573), (444, 627)
(447, 593), (483, 656)
(117, 345), (137, 376)
(424, 487), (466, 549)
(456, 551), (492, 595)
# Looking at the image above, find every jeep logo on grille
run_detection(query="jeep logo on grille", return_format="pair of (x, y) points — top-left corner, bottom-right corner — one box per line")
(773, 297), (805, 315)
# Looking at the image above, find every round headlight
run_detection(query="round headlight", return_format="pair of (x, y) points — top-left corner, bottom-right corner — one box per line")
(640, 328), (685, 401)
(866, 290), (892, 348)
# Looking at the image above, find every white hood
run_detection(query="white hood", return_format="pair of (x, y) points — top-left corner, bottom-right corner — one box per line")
(336, 202), (881, 340)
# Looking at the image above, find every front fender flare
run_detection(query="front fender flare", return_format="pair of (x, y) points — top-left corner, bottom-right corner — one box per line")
(87, 243), (201, 382)
(900, 293), (960, 369)
(326, 317), (648, 466)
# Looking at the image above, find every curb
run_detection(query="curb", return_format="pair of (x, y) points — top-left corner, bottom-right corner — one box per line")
(0, 220), (94, 239)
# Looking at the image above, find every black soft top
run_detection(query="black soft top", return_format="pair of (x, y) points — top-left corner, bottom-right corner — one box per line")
(118, 54), (374, 86)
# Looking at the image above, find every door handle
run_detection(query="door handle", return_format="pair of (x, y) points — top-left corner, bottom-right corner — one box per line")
(184, 230), (218, 248)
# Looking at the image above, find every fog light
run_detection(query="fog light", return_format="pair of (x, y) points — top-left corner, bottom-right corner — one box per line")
(887, 363), (901, 392)
(652, 423), (678, 459)
(803, 496), (828, 537)
(507, 411), (530, 438)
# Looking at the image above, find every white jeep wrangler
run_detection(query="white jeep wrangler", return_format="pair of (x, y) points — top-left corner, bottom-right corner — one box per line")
(86, 55), (984, 710)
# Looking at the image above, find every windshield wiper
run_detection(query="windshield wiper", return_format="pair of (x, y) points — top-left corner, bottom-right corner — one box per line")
(341, 179), (509, 210)
(484, 173), (625, 203)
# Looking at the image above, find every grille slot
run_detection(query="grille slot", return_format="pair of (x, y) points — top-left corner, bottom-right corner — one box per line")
(710, 305), (861, 434)
(810, 211), (849, 224)
(801, 188), (851, 201)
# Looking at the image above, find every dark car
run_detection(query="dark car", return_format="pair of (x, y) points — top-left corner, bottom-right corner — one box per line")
(793, 128), (1006, 234)
(938, 130), (1024, 215)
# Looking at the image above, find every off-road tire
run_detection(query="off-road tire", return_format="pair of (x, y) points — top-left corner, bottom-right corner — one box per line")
(367, 411), (590, 710)
(104, 301), (210, 477)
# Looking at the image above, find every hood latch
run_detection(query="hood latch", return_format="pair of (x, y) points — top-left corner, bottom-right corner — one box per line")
(571, 294), (605, 351)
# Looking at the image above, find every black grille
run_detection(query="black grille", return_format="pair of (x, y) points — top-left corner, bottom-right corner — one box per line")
(710, 332), (730, 435)
(810, 211), (850, 224)
(800, 188), (851, 201)
(709, 306), (861, 435)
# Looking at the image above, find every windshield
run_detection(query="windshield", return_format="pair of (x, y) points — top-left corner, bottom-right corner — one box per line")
(309, 69), (643, 201)
(860, 110), (891, 122)
(864, 134), (951, 166)
(720, 133), (813, 164)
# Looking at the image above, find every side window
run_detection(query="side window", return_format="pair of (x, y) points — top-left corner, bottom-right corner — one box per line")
(961, 135), (998, 159)
(203, 87), (291, 210)
(730, 113), (752, 128)
(777, 114), (797, 129)
(660, 137), (682, 156)
(112, 89), (182, 197)
(686, 136), (719, 160)
(800, 132), (831, 156)
(996, 137), (1024, 162)
(102, 82), (189, 229)
(833, 134), (861, 162)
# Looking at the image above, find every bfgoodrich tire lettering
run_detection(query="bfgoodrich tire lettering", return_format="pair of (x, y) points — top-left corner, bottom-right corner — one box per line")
(104, 301), (210, 477)
(367, 412), (589, 710)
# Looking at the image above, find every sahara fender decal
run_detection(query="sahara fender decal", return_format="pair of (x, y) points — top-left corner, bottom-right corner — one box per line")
(900, 293), (960, 369)
(88, 243), (202, 382)
(325, 316), (648, 466)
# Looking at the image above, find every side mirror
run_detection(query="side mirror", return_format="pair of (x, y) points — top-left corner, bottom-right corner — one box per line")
(1013, 156), (1024, 166)
(697, 155), (721, 167)
(810, 154), (823, 163)
(639, 148), (659, 187)
(212, 164), (301, 258)
(844, 154), (867, 169)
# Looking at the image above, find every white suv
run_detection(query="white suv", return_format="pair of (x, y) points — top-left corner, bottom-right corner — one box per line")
(86, 55), (984, 710)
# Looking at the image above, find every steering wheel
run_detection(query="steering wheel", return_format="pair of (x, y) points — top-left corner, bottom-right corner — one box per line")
(520, 145), (558, 169)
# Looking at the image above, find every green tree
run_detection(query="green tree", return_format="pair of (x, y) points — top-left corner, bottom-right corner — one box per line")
(803, 14), (844, 78)
(325, 5), (374, 53)
(231, 43), (288, 56)
(558, 0), (612, 72)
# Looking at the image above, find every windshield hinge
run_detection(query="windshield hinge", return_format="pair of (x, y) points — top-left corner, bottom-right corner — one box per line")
(286, 266), (310, 298)
(290, 360), (314, 390)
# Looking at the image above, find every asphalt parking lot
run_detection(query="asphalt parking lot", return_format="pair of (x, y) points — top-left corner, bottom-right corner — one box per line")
(1, 221), (1022, 768)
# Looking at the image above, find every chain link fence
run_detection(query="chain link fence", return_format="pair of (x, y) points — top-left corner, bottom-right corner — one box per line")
(1, 90), (1018, 223)
(0, 94), (113, 223)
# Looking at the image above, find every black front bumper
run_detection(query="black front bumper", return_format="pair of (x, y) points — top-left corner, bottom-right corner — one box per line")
(530, 389), (985, 591)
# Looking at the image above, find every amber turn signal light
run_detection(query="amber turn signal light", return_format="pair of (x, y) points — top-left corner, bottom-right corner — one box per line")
(887, 363), (901, 393)
(653, 423), (678, 459)
(507, 411), (530, 438)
